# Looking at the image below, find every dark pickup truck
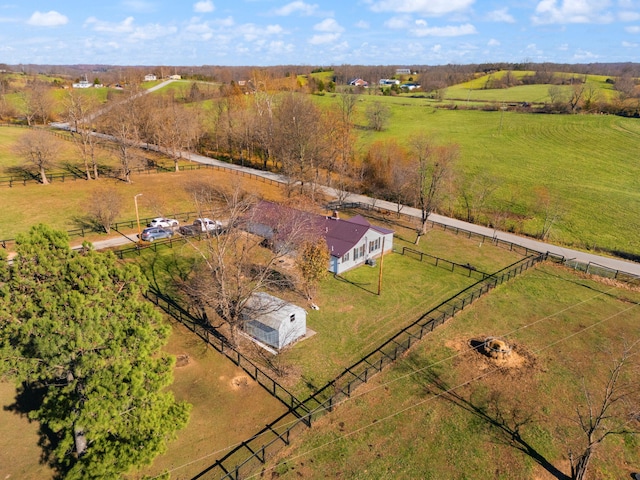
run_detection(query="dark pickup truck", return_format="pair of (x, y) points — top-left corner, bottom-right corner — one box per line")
(178, 218), (223, 236)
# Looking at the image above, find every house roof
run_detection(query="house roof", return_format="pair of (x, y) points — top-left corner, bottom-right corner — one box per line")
(249, 201), (393, 258)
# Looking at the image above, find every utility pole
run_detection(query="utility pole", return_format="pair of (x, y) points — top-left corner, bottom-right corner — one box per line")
(134, 193), (143, 242)
(377, 237), (385, 296)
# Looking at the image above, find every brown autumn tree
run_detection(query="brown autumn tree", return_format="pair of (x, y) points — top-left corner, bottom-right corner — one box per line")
(87, 187), (123, 233)
(179, 183), (317, 345)
(409, 134), (458, 242)
(14, 129), (61, 185)
(63, 89), (101, 180)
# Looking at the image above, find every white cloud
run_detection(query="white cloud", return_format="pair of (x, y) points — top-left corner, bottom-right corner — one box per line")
(308, 33), (341, 44)
(84, 16), (176, 41)
(625, 25), (640, 32)
(622, 40), (639, 46)
(488, 38), (500, 46)
(355, 20), (370, 28)
(572, 48), (598, 59)
(122, 1), (156, 13)
(385, 15), (412, 29)
(273, 1), (319, 16)
(558, 43), (569, 50)
(238, 23), (284, 41)
(85, 16), (135, 33)
(194, 0), (215, 13)
(369, 0), (474, 16)
(411, 23), (477, 37)
(314, 18), (344, 32)
(432, 44), (442, 52)
(620, 11), (640, 21)
(27, 10), (68, 27)
(532, 0), (614, 25)
(486, 8), (515, 23)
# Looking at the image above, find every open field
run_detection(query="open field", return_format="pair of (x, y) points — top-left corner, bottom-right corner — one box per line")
(313, 95), (640, 256)
(264, 262), (640, 479)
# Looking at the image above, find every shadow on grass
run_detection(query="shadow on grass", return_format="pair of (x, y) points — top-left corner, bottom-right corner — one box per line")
(4, 382), (65, 478)
(415, 363), (570, 480)
(333, 273), (378, 295)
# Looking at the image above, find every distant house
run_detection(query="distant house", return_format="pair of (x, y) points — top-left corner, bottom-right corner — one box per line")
(379, 79), (400, 86)
(245, 201), (394, 275)
(242, 292), (307, 350)
(72, 76), (92, 88)
(400, 83), (420, 90)
(348, 78), (368, 87)
(144, 74), (157, 81)
(168, 74), (181, 80)
(396, 68), (411, 75)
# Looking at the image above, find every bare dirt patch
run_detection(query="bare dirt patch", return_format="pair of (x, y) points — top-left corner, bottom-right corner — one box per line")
(175, 353), (191, 367)
(445, 336), (538, 375)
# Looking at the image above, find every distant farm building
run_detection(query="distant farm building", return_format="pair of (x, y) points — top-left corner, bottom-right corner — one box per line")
(144, 74), (157, 81)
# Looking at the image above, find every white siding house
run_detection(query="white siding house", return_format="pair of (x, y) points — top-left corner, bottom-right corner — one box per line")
(245, 201), (394, 275)
(242, 292), (307, 350)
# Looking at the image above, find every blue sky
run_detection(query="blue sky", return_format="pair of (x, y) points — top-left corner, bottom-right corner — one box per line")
(1, 1), (640, 66)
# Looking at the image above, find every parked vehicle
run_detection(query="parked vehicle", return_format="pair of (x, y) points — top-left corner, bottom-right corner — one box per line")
(178, 218), (223, 236)
(148, 217), (179, 228)
(140, 227), (174, 242)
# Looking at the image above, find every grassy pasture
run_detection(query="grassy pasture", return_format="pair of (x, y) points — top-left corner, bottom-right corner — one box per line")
(265, 262), (640, 479)
(314, 94), (640, 256)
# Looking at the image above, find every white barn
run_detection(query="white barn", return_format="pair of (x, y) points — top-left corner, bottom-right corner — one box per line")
(242, 292), (307, 350)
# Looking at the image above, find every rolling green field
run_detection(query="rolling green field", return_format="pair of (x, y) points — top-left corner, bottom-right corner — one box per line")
(313, 94), (640, 256)
(264, 262), (640, 479)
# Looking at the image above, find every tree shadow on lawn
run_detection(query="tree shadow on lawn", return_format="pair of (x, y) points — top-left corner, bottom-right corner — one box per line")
(333, 273), (378, 295)
(400, 357), (570, 480)
(4, 382), (65, 478)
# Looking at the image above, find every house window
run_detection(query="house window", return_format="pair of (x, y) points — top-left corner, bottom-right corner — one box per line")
(359, 245), (365, 258)
(342, 252), (350, 262)
(290, 313), (296, 323)
(375, 238), (380, 250)
(369, 241), (374, 252)
(353, 247), (359, 260)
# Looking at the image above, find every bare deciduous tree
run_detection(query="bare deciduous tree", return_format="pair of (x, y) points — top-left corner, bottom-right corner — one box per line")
(87, 187), (123, 233)
(569, 341), (640, 480)
(99, 89), (144, 183)
(14, 129), (61, 184)
(365, 101), (391, 132)
(180, 184), (317, 345)
(64, 89), (101, 180)
(273, 93), (324, 197)
(409, 134), (458, 242)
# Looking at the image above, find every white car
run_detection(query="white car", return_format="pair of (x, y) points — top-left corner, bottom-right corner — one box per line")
(194, 218), (222, 232)
(148, 217), (179, 228)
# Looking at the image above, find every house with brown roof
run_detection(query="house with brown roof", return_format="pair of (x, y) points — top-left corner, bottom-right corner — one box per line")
(245, 201), (393, 275)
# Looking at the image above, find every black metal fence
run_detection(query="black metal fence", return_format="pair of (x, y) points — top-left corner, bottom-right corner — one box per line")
(400, 246), (492, 280)
(192, 253), (546, 480)
(145, 289), (310, 419)
(546, 252), (640, 287)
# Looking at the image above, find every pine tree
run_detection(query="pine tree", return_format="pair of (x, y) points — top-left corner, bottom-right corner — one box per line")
(0, 224), (190, 479)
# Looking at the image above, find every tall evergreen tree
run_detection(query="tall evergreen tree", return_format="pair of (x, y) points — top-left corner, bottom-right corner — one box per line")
(0, 225), (189, 479)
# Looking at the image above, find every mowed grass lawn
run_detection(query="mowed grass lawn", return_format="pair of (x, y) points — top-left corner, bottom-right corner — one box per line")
(132, 217), (526, 401)
(265, 262), (640, 479)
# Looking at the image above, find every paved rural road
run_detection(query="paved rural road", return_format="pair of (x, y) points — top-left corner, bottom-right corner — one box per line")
(49, 107), (640, 278)
(182, 151), (640, 277)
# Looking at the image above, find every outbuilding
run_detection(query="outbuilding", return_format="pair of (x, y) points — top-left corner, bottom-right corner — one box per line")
(242, 292), (307, 350)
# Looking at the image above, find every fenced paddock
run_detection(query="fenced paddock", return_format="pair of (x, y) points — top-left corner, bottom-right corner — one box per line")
(187, 253), (545, 480)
